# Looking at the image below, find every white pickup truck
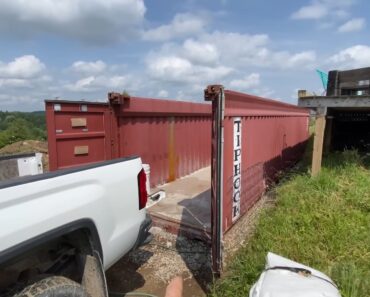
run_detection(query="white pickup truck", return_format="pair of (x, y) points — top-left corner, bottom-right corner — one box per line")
(0, 156), (152, 297)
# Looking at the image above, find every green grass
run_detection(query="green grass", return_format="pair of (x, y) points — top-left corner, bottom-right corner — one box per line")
(211, 150), (370, 297)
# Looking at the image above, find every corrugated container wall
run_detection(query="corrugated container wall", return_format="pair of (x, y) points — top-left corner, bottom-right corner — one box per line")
(45, 93), (212, 187)
(204, 88), (309, 234)
(222, 90), (309, 231)
(110, 93), (212, 186)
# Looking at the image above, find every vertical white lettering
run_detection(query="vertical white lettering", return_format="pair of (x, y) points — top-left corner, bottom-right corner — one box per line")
(232, 117), (242, 222)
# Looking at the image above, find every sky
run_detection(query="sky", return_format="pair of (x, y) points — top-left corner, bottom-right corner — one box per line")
(0, 0), (369, 111)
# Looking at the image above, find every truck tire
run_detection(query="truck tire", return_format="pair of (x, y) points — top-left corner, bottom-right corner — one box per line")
(15, 276), (90, 297)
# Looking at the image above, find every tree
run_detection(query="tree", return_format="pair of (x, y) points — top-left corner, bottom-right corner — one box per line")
(0, 111), (46, 148)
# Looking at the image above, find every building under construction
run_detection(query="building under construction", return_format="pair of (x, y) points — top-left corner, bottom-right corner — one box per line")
(299, 66), (370, 175)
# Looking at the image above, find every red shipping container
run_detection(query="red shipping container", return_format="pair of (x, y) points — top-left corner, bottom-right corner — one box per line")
(45, 94), (212, 187)
(222, 90), (309, 231)
(204, 86), (309, 274)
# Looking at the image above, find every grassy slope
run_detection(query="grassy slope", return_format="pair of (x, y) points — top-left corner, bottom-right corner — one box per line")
(211, 150), (370, 297)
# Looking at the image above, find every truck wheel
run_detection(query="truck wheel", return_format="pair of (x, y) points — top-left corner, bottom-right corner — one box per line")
(15, 276), (90, 297)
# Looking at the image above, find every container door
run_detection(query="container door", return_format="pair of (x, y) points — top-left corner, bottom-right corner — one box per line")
(204, 85), (224, 275)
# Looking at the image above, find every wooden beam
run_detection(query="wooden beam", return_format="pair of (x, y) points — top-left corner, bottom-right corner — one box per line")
(298, 96), (370, 108)
(312, 115), (326, 176)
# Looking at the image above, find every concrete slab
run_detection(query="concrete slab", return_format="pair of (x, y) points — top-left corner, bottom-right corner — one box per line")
(148, 167), (211, 239)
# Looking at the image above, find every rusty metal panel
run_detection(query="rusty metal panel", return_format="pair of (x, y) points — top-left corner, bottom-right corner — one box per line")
(115, 96), (212, 187)
(45, 100), (112, 170)
(118, 116), (170, 186)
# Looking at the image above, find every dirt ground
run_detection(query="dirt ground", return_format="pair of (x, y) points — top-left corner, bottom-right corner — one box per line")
(106, 226), (211, 297)
(0, 140), (49, 171)
(106, 194), (272, 297)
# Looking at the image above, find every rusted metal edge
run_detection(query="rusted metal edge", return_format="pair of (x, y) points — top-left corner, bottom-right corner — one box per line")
(45, 99), (108, 105)
(204, 84), (225, 276)
(204, 84), (224, 101)
(225, 90), (309, 113)
(108, 92), (130, 105)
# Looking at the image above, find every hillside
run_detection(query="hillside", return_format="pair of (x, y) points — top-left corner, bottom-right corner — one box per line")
(0, 111), (46, 149)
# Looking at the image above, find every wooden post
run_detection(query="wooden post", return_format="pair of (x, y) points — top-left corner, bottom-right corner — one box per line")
(312, 108), (327, 176)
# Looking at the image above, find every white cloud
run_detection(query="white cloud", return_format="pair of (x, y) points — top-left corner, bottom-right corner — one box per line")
(227, 74), (275, 100)
(329, 45), (370, 69)
(148, 56), (192, 82)
(0, 56), (139, 109)
(158, 90), (169, 98)
(291, 3), (328, 19)
(253, 87), (275, 99)
(71, 60), (107, 74)
(143, 13), (206, 41)
(0, 55), (52, 110)
(147, 56), (232, 84)
(65, 76), (95, 92)
(183, 39), (219, 65)
(338, 18), (365, 32)
(0, 0), (146, 43)
(142, 25), (319, 100)
(144, 30), (316, 100)
(65, 74), (135, 92)
(0, 78), (31, 88)
(0, 94), (46, 108)
(284, 51), (317, 68)
(291, 0), (355, 20)
(63, 59), (140, 93)
(0, 75), (51, 88)
(0, 55), (50, 98)
(199, 32), (316, 69)
(0, 55), (45, 79)
(0, 21), (321, 110)
(229, 73), (260, 91)
(202, 31), (270, 64)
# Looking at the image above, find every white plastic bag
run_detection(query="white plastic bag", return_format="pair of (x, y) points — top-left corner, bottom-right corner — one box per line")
(250, 253), (341, 297)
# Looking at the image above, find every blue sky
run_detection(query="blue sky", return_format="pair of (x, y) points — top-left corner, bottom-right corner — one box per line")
(0, 0), (369, 111)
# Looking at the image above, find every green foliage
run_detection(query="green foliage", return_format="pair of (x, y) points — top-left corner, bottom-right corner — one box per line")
(0, 111), (46, 148)
(211, 151), (370, 297)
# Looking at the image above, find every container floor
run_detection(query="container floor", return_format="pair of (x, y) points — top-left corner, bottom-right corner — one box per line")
(148, 166), (211, 241)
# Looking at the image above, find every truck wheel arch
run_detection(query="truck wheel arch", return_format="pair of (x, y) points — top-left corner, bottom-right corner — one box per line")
(0, 219), (103, 267)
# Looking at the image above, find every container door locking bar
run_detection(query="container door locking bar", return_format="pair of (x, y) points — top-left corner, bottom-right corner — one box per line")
(204, 85), (225, 276)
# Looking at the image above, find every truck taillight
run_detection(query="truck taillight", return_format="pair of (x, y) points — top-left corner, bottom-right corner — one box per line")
(138, 168), (148, 210)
